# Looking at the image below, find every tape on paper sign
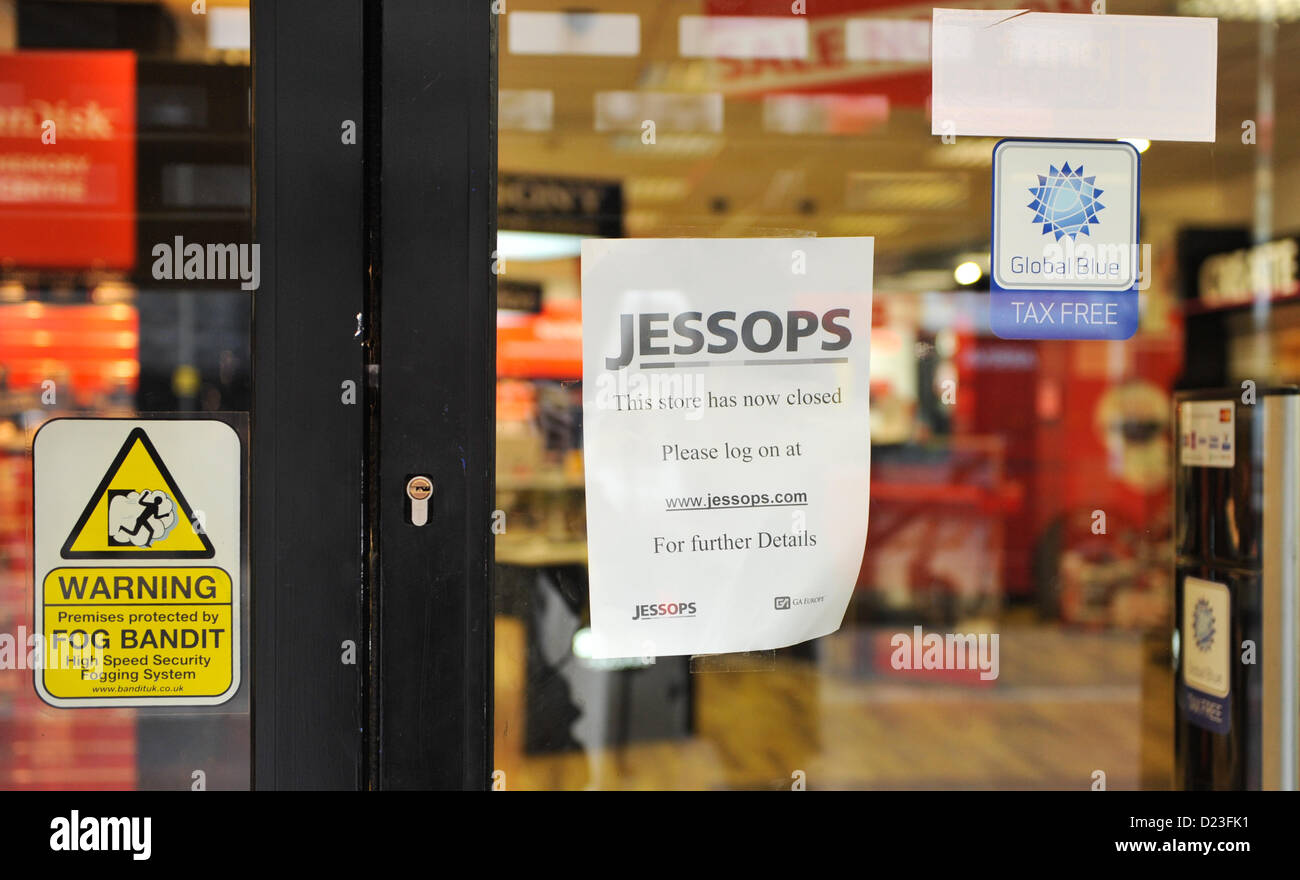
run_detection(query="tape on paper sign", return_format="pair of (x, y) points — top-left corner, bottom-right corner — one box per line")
(990, 139), (1140, 341)
(931, 9), (1217, 142)
(580, 238), (872, 658)
(32, 418), (242, 708)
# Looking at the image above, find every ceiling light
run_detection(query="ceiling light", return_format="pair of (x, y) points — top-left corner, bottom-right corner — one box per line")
(496, 230), (585, 262)
(954, 261), (982, 285)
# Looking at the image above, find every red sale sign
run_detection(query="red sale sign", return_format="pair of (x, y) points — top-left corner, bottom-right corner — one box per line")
(702, 0), (1088, 105)
(0, 51), (136, 270)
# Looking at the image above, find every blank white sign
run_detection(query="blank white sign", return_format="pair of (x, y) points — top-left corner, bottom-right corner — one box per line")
(931, 9), (1217, 142)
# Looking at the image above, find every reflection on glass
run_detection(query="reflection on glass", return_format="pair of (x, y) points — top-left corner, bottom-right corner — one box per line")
(0, 0), (251, 790)
(493, 1), (1296, 791)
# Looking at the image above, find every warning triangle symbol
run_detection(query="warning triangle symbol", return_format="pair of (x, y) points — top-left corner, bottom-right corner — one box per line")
(61, 427), (215, 559)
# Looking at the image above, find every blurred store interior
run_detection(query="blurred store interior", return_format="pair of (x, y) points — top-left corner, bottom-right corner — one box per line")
(489, 0), (1300, 790)
(0, 0), (252, 788)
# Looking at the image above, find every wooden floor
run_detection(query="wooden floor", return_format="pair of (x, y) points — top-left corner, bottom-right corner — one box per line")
(494, 618), (1175, 791)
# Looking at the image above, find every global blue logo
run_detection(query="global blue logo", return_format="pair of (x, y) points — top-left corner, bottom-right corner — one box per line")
(1193, 598), (1216, 652)
(1027, 162), (1105, 241)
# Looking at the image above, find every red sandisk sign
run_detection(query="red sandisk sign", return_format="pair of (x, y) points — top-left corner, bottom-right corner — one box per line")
(0, 51), (136, 270)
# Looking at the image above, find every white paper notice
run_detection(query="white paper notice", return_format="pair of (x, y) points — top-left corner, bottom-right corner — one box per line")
(930, 9), (1217, 142)
(581, 238), (872, 658)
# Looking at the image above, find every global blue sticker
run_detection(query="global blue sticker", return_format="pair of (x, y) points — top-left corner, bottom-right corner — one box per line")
(990, 139), (1141, 341)
(1027, 161), (1105, 240)
(1182, 685), (1231, 735)
(1181, 586), (1232, 735)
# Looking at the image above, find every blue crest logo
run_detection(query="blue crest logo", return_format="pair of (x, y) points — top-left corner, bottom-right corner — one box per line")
(1192, 598), (1216, 652)
(1027, 162), (1105, 241)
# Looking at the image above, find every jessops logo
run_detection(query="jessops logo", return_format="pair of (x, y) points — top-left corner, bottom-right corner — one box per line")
(605, 309), (852, 370)
(1027, 162), (1105, 241)
(632, 601), (697, 621)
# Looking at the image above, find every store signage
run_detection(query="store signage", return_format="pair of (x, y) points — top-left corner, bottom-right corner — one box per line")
(498, 174), (622, 238)
(581, 238), (872, 657)
(990, 139), (1140, 340)
(0, 51), (136, 270)
(1181, 575), (1231, 735)
(1197, 238), (1299, 309)
(700, 0), (1088, 107)
(33, 419), (242, 707)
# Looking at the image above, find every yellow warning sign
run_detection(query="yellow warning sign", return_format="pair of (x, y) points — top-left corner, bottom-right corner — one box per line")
(40, 566), (233, 701)
(61, 427), (214, 559)
(34, 418), (241, 708)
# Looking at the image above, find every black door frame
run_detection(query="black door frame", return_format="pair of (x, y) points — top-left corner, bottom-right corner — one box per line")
(371, 0), (496, 790)
(252, 0), (495, 790)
